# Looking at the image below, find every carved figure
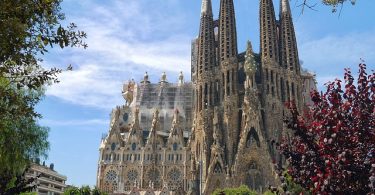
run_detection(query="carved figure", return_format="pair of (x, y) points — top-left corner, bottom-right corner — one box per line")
(122, 80), (135, 106)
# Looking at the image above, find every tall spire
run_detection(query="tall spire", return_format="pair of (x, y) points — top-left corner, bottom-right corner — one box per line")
(280, 0), (300, 72)
(260, 0), (279, 65)
(196, 0), (216, 111)
(197, 0), (216, 75)
(219, 0), (238, 62)
(218, 0), (240, 169)
(190, 2), (217, 193)
(201, 0), (213, 16)
(167, 109), (184, 145)
(281, 0), (291, 14)
(147, 109), (160, 146)
(129, 108), (141, 136)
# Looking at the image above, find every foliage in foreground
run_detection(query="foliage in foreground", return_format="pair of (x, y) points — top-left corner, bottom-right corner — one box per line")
(64, 185), (107, 195)
(279, 171), (311, 194)
(280, 63), (374, 194)
(0, 0), (86, 194)
(0, 167), (39, 195)
(212, 185), (258, 195)
(0, 81), (49, 194)
(299, 0), (357, 13)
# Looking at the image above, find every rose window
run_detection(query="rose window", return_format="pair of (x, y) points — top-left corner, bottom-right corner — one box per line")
(168, 168), (181, 181)
(147, 168), (160, 181)
(106, 170), (117, 181)
(127, 169), (138, 181)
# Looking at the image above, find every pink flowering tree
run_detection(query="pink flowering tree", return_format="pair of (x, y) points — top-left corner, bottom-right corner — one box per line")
(280, 63), (374, 194)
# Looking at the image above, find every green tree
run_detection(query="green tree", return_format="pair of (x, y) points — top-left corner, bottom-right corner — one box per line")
(80, 185), (91, 195)
(0, 81), (49, 194)
(63, 186), (107, 195)
(0, 166), (39, 195)
(212, 185), (258, 195)
(20, 192), (38, 195)
(92, 187), (105, 195)
(64, 186), (80, 195)
(0, 0), (86, 194)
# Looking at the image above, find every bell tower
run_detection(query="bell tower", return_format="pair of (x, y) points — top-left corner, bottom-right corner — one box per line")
(191, 0), (217, 193)
(218, 0), (240, 170)
(280, 0), (303, 108)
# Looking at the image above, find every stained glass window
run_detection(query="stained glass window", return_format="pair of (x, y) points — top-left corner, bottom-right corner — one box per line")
(123, 113), (129, 122)
(106, 170), (117, 181)
(127, 169), (138, 181)
(173, 143), (178, 151)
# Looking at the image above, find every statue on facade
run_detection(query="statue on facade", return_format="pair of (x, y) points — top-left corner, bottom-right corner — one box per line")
(161, 72), (167, 83)
(122, 79), (135, 106)
(213, 107), (221, 146)
(178, 71), (184, 86)
(143, 72), (149, 83)
(244, 41), (258, 89)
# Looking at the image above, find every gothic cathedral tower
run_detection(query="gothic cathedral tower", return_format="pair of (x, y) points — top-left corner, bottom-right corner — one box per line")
(190, 0), (217, 193)
(279, 0), (303, 110)
(259, 0), (283, 158)
(218, 0), (240, 171)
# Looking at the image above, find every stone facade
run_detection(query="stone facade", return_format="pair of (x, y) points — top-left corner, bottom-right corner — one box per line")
(97, 0), (317, 194)
(97, 78), (193, 194)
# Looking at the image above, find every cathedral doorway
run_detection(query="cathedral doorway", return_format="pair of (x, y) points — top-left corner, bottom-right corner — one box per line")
(245, 161), (262, 191)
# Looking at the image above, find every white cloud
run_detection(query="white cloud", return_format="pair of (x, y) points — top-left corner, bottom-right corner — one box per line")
(41, 118), (108, 127)
(45, 0), (192, 109)
(299, 30), (375, 70)
(299, 30), (375, 90)
(46, 64), (124, 108)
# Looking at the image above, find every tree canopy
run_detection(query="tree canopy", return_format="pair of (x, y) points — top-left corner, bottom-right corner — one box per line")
(0, 0), (86, 193)
(212, 185), (258, 195)
(280, 63), (374, 194)
(63, 186), (107, 195)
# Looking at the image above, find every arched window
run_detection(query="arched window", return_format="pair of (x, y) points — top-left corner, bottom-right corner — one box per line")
(173, 143), (178, 151)
(246, 127), (260, 147)
(213, 162), (223, 174)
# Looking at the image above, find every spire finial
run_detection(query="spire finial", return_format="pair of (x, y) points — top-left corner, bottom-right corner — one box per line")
(281, 0), (291, 14)
(160, 72), (167, 83)
(133, 107), (140, 132)
(171, 109), (180, 135)
(244, 41), (257, 76)
(201, 0), (212, 16)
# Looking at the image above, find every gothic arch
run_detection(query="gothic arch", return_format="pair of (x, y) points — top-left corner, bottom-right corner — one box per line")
(144, 189), (155, 195)
(129, 189), (140, 195)
(213, 162), (223, 174)
(246, 127), (260, 147)
(160, 187), (170, 195)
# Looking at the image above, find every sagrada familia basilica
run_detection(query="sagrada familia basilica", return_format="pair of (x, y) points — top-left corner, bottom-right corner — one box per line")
(96, 0), (316, 194)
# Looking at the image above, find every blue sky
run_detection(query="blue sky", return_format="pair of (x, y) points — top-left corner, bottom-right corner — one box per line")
(36, 0), (375, 187)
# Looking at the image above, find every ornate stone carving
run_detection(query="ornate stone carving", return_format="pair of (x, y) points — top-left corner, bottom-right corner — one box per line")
(122, 80), (135, 106)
